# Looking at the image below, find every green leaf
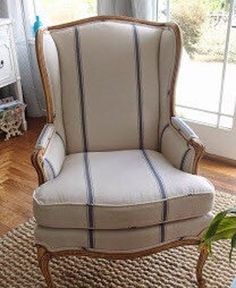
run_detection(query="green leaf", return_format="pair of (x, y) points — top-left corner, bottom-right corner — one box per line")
(216, 217), (236, 234)
(229, 233), (236, 262)
(209, 228), (236, 242)
(204, 218), (236, 243)
(200, 207), (236, 262)
(203, 211), (229, 241)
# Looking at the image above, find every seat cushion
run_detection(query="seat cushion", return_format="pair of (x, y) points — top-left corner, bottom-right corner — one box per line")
(35, 213), (212, 253)
(33, 150), (214, 229)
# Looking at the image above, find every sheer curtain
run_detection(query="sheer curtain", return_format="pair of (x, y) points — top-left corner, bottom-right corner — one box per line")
(97, 0), (158, 21)
(1, 0), (44, 117)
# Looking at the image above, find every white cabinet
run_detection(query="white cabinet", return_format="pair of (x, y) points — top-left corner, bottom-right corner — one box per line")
(0, 42), (15, 86)
(0, 19), (27, 130)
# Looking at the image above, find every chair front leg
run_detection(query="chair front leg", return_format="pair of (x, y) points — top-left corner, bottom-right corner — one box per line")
(196, 247), (209, 288)
(37, 245), (55, 288)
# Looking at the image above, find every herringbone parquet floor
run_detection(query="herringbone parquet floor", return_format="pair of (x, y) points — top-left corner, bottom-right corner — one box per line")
(0, 117), (235, 237)
(0, 117), (45, 236)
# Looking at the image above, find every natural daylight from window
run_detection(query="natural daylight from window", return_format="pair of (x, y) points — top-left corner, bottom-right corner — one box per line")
(36, 0), (236, 130)
(36, 0), (97, 26)
(166, 0), (236, 129)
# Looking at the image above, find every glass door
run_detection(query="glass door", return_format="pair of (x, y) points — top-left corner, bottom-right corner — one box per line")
(158, 0), (236, 160)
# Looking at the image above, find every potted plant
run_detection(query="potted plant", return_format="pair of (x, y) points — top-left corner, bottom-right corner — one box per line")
(200, 207), (236, 286)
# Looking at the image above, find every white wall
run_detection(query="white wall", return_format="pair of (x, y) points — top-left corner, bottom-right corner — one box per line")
(187, 121), (236, 160)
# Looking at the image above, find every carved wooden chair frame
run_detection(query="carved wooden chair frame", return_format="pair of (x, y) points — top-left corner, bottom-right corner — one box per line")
(32, 16), (209, 288)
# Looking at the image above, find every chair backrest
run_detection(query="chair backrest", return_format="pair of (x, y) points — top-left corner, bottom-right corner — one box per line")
(37, 16), (181, 154)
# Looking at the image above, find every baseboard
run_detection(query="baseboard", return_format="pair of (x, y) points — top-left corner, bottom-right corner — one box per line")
(204, 153), (236, 167)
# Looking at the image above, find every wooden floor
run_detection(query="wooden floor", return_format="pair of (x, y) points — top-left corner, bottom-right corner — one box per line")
(0, 117), (45, 236)
(0, 117), (236, 237)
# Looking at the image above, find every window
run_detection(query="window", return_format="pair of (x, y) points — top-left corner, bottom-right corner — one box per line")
(158, 0), (236, 130)
(34, 0), (97, 26)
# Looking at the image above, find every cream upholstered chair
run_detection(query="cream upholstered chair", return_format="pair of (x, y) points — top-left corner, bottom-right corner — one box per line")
(32, 16), (215, 288)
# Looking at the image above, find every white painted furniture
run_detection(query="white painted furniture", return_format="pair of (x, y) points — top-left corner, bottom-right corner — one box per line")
(0, 18), (27, 130)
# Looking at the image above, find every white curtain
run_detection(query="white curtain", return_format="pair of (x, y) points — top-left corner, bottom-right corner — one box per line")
(1, 0), (44, 117)
(97, 0), (157, 21)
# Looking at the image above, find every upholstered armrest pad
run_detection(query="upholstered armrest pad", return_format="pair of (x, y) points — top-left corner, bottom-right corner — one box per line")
(171, 117), (198, 140)
(161, 117), (204, 174)
(34, 124), (65, 182)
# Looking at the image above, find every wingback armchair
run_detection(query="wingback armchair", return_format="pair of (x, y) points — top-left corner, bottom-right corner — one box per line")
(32, 16), (215, 288)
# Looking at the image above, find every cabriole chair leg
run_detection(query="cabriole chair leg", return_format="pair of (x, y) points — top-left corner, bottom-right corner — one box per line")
(36, 240), (208, 288)
(37, 245), (55, 288)
(196, 248), (209, 288)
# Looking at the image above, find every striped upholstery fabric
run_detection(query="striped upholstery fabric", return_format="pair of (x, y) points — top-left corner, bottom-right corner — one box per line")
(35, 213), (212, 252)
(158, 116), (204, 174)
(160, 116), (200, 173)
(33, 150), (214, 245)
(160, 123), (197, 174)
(35, 124), (55, 150)
(171, 117), (198, 140)
(36, 124), (65, 181)
(42, 34), (66, 143)
(34, 18), (215, 252)
(48, 21), (174, 153)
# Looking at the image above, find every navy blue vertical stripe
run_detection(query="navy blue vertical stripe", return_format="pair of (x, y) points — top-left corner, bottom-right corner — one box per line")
(37, 125), (48, 146)
(142, 150), (167, 235)
(159, 124), (169, 152)
(56, 132), (66, 151)
(75, 27), (88, 153)
(133, 24), (144, 149)
(44, 158), (56, 179)
(132, 24), (168, 243)
(141, 150), (167, 242)
(75, 27), (94, 248)
(180, 147), (191, 171)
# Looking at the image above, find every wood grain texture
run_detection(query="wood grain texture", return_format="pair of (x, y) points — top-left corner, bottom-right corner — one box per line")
(199, 158), (236, 195)
(37, 238), (208, 288)
(0, 117), (45, 237)
(0, 117), (235, 237)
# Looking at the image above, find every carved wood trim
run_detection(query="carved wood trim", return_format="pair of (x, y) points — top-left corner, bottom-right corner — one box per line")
(48, 15), (171, 30)
(35, 29), (54, 123)
(189, 137), (205, 174)
(167, 23), (182, 118)
(31, 149), (47, 185)
(31, 124), (57, 185)
(36, 237), (208, 288)
(170, 122), (205, 174)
